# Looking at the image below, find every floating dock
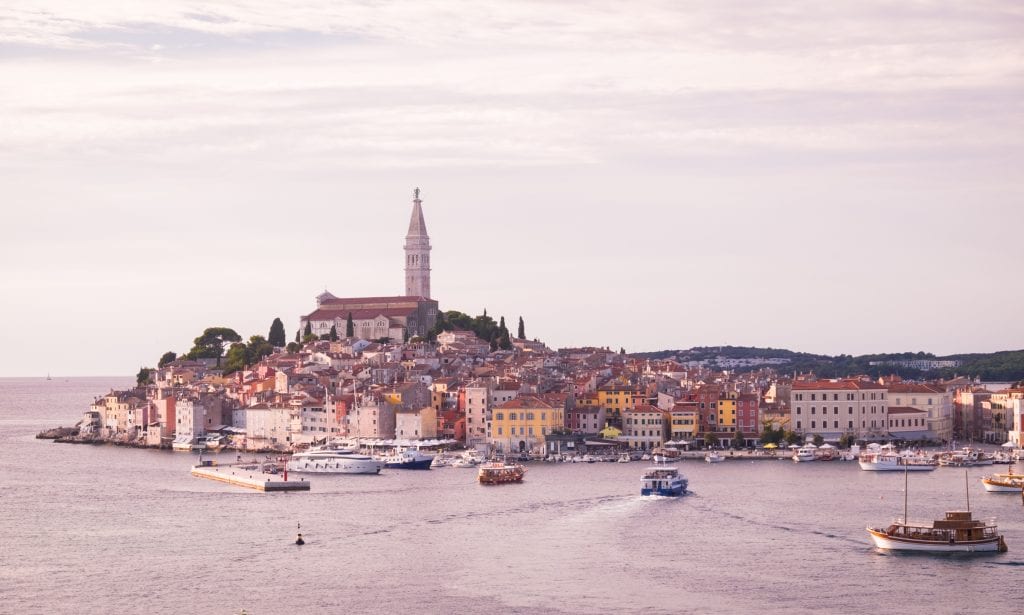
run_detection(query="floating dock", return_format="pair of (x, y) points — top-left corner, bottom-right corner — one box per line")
(190, 464), (311, 491)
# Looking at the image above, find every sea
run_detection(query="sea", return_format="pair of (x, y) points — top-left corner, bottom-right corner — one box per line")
(2, 377), (1023, 615)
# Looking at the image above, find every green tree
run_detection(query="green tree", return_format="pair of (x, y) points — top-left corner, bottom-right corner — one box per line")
(517, 316), (525, 340)
(268, 317), (286, 347)
(329, 325), (338, 341)
(619, 347), (626, 355)
(302, 333), (318, 344)
(247, 335), (274, 363)
(136, 367), (153, 386)
(294, 330), (300, 343)
(838, 433), (855, 449)
(731, 430), (746, 449)
(157, 351), (177, 368)
(222, 343), (249, 374)
(812, 433), (824, 447)
(784, 430), (801, 446)
(702, 432), (720, 448)
(346, 312), (354, 338)
(286, 342), (301, 354)
(303, 322), (312, 337)
(185, 327), (242, 366)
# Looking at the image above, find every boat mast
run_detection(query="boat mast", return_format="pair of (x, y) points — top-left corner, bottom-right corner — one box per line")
(903, 465), (908, 523)
(964, 468), (970, 512)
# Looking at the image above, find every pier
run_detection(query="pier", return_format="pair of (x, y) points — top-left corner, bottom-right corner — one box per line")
(190, 463), (310, 492)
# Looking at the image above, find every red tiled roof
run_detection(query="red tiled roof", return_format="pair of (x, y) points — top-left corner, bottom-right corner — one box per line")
(887, 406), (927, 414)
(792, 379), (885, 391)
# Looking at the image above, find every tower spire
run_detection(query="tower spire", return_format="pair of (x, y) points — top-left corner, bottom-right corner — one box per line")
(404, 188), (431, 298)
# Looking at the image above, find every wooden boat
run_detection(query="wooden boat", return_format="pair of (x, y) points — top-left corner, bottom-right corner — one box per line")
(867, 468), (1007, 553)
(477, 461), (525, 485)
(981, 466), (1024, 493)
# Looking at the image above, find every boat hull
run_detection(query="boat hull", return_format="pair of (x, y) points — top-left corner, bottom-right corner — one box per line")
(384, 458), (433, 470)
(287, 456), (383, 474)
(641, 484), (686, 497)
(982, 478), (1023, 492)
(866, 527), (1003, 552)
(859, 461), (937, 472)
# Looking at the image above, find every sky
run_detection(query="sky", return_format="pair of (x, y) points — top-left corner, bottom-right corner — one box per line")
(1, 1), (1022, 376)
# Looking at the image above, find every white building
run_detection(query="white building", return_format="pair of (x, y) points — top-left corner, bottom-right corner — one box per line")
(789, 379), (888, 440)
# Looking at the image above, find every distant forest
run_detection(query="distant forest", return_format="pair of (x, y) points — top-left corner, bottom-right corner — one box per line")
(631, 346), (1024, 382)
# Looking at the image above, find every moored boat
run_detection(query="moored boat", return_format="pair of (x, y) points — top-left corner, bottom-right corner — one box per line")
(792, 446), (816, 462)
(640, 466), (687, 496)
(705, 451), (723, 464)
(859, 452), (937, 472)
(287, 446), (383, 474)
(651, 446), (681, 464)
(477, 461), (526, 484)
(379, 448), (435, 470)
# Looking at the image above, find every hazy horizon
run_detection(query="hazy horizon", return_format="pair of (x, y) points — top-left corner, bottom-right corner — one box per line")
(2, 1), (1022, 376)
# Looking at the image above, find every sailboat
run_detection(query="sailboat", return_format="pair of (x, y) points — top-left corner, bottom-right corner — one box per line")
(867, 468), (1008, 553)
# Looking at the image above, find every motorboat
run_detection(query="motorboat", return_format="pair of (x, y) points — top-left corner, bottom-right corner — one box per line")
(792, 446), (816, 462)
(287, 445), (383, 474)
(705, 451), (723, 464)
(477, 461), (526, 484)
(378, 448), (434, 470)
(981, 467), (1024, 493)
(617, 452), (631, 463)
(640, 466), (687, 496)
(859, 451), (937, 472)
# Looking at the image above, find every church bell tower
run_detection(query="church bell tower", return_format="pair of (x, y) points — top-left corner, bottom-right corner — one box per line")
(404, 187), (431, 298)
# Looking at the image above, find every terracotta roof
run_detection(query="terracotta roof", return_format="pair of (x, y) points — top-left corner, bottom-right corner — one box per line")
(887, 406), (927, 414)
(792, 379), (885, 391)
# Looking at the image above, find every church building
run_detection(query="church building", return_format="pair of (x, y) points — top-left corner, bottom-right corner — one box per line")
(299, 189), (440, 341)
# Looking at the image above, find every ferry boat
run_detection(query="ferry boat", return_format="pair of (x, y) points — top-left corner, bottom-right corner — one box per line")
(287, 446), (383, 474)
(981, 469), (1024, 493)
(792, 446), (816, 462)
(705, 451), (723, 464)
(477, 461), (526, 484)
(859, 452), (938, 472)
(640, 466), (687, 496)
(379, 448), (435, 470)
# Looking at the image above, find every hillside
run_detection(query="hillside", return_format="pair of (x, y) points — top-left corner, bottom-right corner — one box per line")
(632, 346), (1024, 382)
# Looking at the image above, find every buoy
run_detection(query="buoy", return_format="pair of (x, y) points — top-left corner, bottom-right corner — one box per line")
(295, 533), (304, 545)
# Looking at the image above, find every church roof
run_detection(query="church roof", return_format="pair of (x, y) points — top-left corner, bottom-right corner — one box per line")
(304, 307), (415, 321)
(407, 191), (429, 238)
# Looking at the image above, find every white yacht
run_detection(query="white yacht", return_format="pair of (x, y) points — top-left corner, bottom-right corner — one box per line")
(705, 451), (724, 463)
(792, 446), (816, 462)
(859, 451), (937, 472)
(287, 446), (383, 474)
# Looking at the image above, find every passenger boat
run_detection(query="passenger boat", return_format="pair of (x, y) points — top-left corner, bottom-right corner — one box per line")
(287, 446), (383, 474)
(938, 448), (992, 467)
(477, 461), (526, 484)
(651, 447), (681, 464)
(981, 468), (1024, 493)
(705, 451), (723, 463)
(378, 448), (434, 470)
(640, 466), (687, 496)
(867, 469), (1008, 553)
(792, 446), (816, 462)
(859, 452), (937, 472)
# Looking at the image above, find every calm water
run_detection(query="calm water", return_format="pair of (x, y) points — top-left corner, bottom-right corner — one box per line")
(2, 377), (1023, 614)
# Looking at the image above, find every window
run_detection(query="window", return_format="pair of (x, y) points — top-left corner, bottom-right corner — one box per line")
(811, 407), (816, 414)
(797, 421), (802, 429)
(495, 413), (504, 420)
(848, 407), (853, 414)
(497, 427), (503, 435)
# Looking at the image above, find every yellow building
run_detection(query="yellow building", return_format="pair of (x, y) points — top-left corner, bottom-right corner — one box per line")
(669, 403), (699, 441)
(718, 394), (737, 433)
(490, 395), (564, 454)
